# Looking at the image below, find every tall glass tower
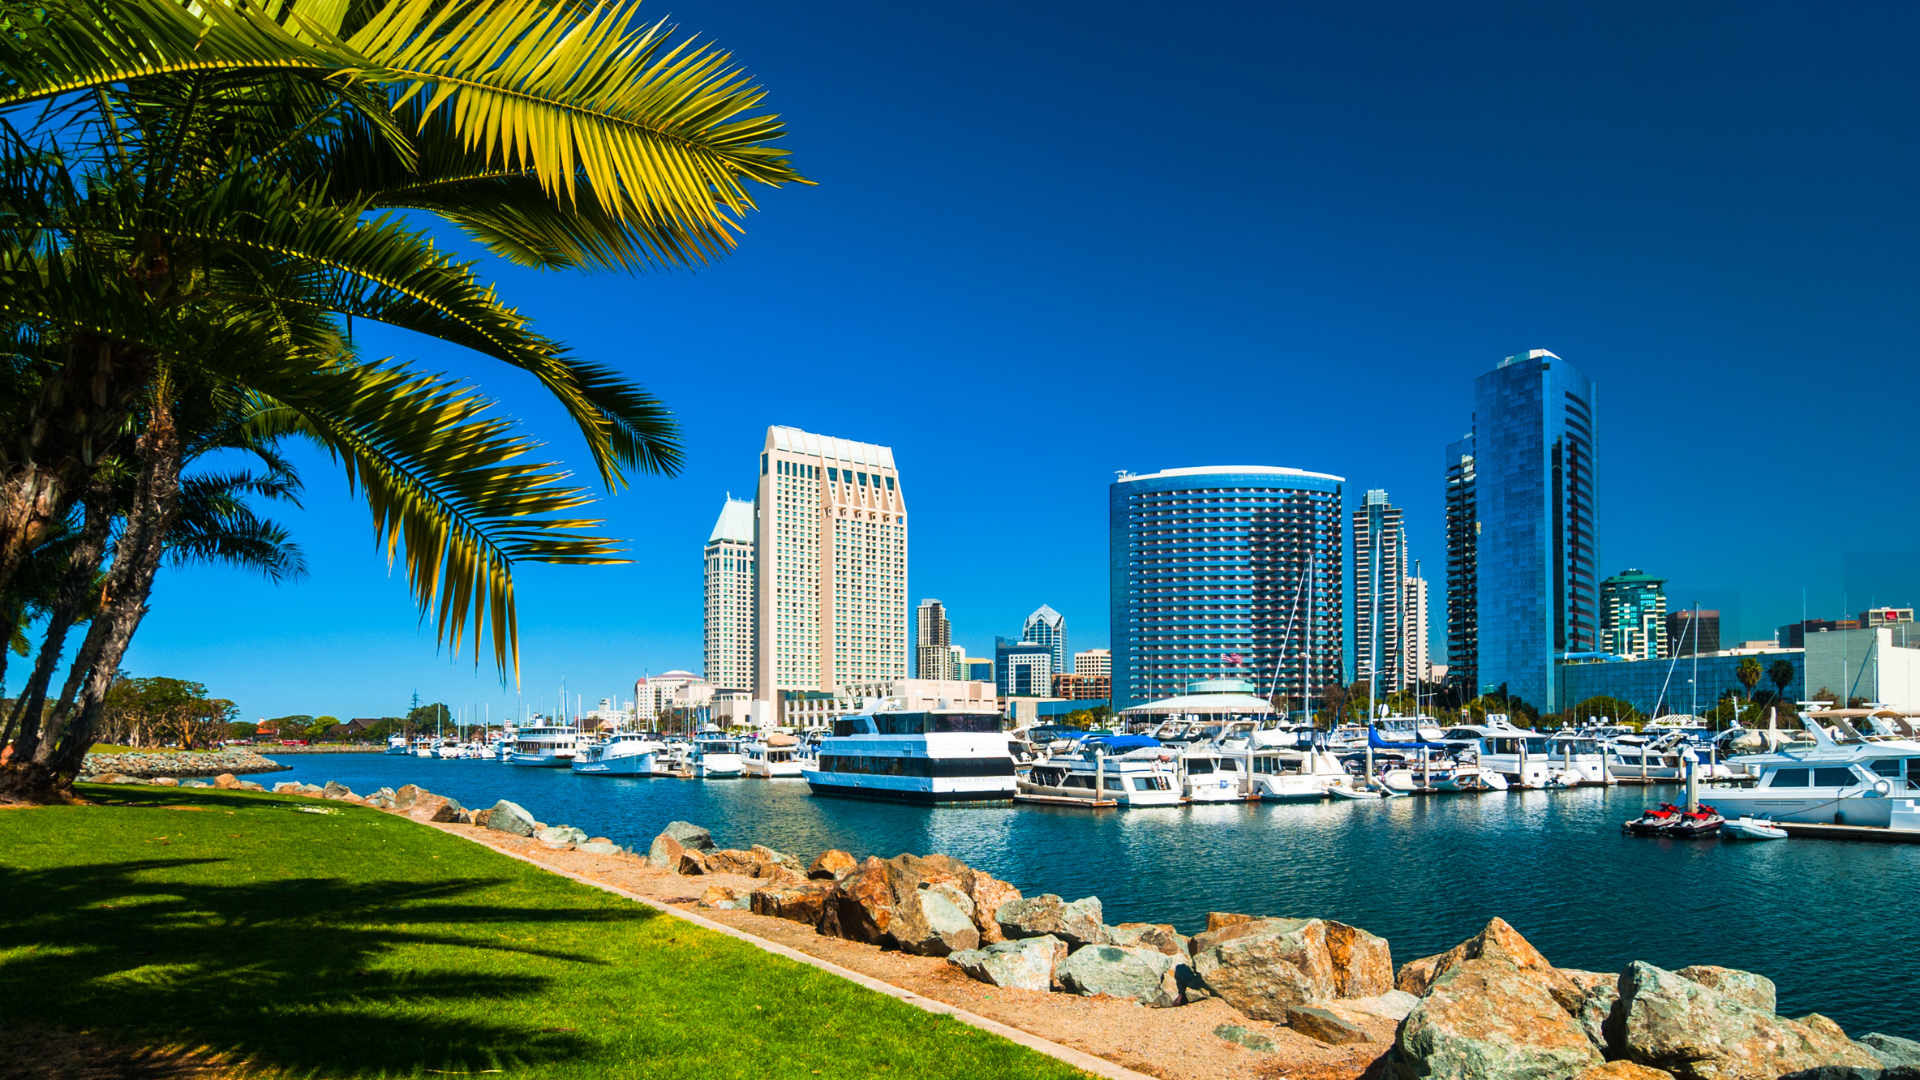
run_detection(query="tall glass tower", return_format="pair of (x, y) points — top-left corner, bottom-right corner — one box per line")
(1469, 350), (1598, 711)
(1443, 436), (1477, 699)
(1109, 466), (1345, 711)
(1021, 604), (1067, 676)
(1353, 490), (1408, 695)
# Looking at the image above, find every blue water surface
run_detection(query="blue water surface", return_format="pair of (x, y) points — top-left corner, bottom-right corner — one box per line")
(266, 753), (1919, 1038)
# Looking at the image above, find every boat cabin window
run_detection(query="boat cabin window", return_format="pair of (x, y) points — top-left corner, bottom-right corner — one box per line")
(1131, 776), (1172, 791)
(1814, 767), (1859, 788)
(1870, 759), (1903, 778)
(1187, 759), (1214, 774)
(1441, 728), (1481, 741)
(1911, 759), (1920, 789)
(931, 714), (1002, 733)
(1770, 768), (1809, 787)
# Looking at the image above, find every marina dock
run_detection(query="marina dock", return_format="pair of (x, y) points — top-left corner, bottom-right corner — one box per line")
(1774, 821), (1920, 844)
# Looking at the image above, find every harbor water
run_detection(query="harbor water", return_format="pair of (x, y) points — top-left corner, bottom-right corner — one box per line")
(267, 753), (1919, 1038)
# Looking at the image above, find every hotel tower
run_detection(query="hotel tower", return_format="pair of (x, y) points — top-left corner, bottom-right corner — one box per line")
(753, 426), (909, 698)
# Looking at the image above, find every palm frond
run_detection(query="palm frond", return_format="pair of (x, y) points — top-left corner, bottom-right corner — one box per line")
(169, 472), (309, 583)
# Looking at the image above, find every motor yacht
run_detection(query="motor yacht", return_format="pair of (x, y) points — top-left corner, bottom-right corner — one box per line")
(804, 708), (1016, 803)
(689, 736), (745, 778)
(1542, 732), (1610, 785)
(1250, 746), (1347, 801)
(571, 730), (665, 776)
(1603, 732), (1740, 782)
(1438, 717), (1562, 788)
(742, 733), (807, 779)
(1018, 735), (1183, 807)
(1176, 746), (1246, 802)
(384, 734), (410, 755)
(507, 724), (579, 767)
(1709, 708), (1920, 827)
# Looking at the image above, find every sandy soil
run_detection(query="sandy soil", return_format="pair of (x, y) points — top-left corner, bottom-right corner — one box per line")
(444, 823), (1397, 1080)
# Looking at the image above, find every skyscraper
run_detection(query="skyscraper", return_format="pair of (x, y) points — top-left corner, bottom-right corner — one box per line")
(1353, 490), (1408, 694)
(1110, 466), (1345, 710)
(753, 426), (908, 698)
(1443, 436), (1477, 699)
(1021, 604), (1067, 676)
(703, 497), (756, 692)
(1600, 569), (1667, 660)
(1404, 566), (1430, 690)
(1462, 350), (1598, 710)
(915, 598), (954, 679)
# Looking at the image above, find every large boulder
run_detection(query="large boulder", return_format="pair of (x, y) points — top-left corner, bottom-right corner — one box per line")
(677, 849), (710, 875)
(704, 849), (759, 875)
(1057, 944), (1189, 1008)
(1617, 961), (1882, 1080)
(646, 833), (687, 869)
(321, 781), (354, 800)
(750, 844), (798, 876)
(485, 799), (536, 837)
(1862, 1032), (1920, 1069)
(948, 936), (1067, 993)
(409, 795), (466, 824)
(1396, 917), (1557, 996)
(272, 782), (304, 794)
(661, 821), (715, 850)
(750, 882), (833, 925)
(535, 825), (588, 849)
(1188, 917), (1393, 1019)
(891, 882), (979, 957)
(995, 894), (1108, 949)
(1778, 1069), (1918, 1080)
(392, 784), (427, 809)
(1108, 922), (1190, 957)
(1674, 965), (1776, 1015)
(1286, 1005), (1374, 1046)
(963, 870), (1021, 945)
(699, 885), (752, 910)
(807, 849), (858, 879)
(576, 841), (621, 855)
(213, 773), (241, 789)
(1388, 957), (1604, 1080)
(818, 857), (899, 944)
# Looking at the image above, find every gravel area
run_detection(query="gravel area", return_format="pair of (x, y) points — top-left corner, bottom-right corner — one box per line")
(440, 822), (1395, 1080)
(80, 749), (289, 778)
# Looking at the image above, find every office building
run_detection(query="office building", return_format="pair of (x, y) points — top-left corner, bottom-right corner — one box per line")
(1404, 568), (1430, 688)
(754, 426), (908, 699)
(1860, 607), (1915, 628)
(1600, 569), (1667, 661)
(1052, 672), (1111, 701)
(1021, 604), (1068, 676)
(1667, 609), (1721, 658)
(1557, 649), (1804, 719)
(1443, 435), (1478, 697)
(1353, 490), (1409, 693)
(1456, 350), (1598, 710)
(1778, 618), (1860, 649)
(996, 637), (1053, 697)
(959, 656), (994, 683)
(915, 598), (954, 680)
(1074, 648), (1111, 678)
(1110, 465), (1345, 710)
(703, 497), (757, 692)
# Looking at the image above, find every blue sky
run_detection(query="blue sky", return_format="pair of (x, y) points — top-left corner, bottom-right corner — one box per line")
(122, 0), (1920, 721)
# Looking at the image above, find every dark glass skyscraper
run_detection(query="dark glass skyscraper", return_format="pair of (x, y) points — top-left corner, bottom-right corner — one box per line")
(1109, 466), (1344, 710)
(1442, 436), (1477, 699)
(1459, 350), (1598, 711)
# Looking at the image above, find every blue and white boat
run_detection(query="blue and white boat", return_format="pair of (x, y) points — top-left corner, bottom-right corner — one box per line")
(507, 725), (578, 767)
(571, 731), (664, 777)
(805, 709), (1016, 803)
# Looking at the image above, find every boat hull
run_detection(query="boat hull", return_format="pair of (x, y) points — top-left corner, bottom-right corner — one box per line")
(571, 755), (656, 776)
(1704, 791), (1898, 827)
(804, 773), (1015, 803)
(509, 752), (574, 767)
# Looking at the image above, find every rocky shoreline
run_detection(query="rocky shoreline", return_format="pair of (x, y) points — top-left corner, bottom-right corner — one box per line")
(252, 745), (384, 754)
(99, 774), (1920, 1080)
(82, 748), (290, 779)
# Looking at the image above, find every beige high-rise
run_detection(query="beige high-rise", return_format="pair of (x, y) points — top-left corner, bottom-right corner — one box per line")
(754, 426), (908, 698)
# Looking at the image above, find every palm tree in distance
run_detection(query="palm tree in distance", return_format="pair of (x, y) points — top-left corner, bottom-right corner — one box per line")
(0, 0), (806, 800)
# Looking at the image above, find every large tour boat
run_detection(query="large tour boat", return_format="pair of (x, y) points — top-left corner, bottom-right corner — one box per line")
(803, 709), (1016, 803)
(507, 725), (579, 767)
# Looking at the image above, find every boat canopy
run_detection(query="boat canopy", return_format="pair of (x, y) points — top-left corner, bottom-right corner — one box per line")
(1120, 691), (1275, 718)
(1087, 734), (1162, 752)
(1367, 726), (1449, 752)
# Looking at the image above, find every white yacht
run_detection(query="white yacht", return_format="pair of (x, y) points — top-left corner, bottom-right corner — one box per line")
(1249, 746), (1347, 801)
(1019, 735), (1183, 807)
(571, 731), (665, 777)
(805, 709), (1016, 803)
(1438, 717), (1557, 788)
(689, 736), (745, 778)
(507, 725), (579, 767)
(1542, 732), (1610, 785)
(1176, 746), (1246, 802)
(742, 734), (807, 779)
(384, 734), (410, 755)
(1603, 732), (1740, 782)
(1710, 709), (1920, 828)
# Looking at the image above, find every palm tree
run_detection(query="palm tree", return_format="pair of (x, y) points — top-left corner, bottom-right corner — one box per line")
(0, 0), (804, 799)
(1769, 659), (1796, 700)
(1735, 656), (1762, 702)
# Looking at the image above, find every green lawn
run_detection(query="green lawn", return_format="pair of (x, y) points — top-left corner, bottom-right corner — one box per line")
(0, 786), (1089, 1080)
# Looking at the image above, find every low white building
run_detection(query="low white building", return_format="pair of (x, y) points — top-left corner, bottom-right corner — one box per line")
(1804, 626), (1920, 711)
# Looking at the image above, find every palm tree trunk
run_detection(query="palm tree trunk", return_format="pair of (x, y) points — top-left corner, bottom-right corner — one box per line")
(2, 479), (115, 756)
(1, 390), (179, 803)
(0, 337), (147, 603)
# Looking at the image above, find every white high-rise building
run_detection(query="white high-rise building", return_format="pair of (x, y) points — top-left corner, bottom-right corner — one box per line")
(1022, 604), (1067, 677)
(1073, 648), (1111, 678)
(1403, 570), (1430, 690)
(704, 497), (756, 692)
(949, 644), (966, 679)
(754, 426), (908, 697)
(1354, 489), (1409, 694)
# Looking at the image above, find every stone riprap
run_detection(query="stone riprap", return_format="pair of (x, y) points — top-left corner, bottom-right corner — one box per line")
(81, 748), (289, 779)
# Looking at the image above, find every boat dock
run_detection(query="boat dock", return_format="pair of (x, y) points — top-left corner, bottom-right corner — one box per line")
(1774, 821), (1920, 844)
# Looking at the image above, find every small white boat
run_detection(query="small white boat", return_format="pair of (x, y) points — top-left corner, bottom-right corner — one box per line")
(384, 734), (410, 756)
(742, 734), (806, 779)
(1721, 815), (1788, 841)
(690, 736), (745, 778)
(1329, 783), (1385, 801)
(1177, 747), (1245, 802)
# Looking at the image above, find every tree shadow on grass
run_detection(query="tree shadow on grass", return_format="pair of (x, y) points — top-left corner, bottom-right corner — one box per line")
(0, 855), (660, 1078)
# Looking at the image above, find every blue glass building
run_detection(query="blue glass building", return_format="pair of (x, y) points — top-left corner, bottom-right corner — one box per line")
(1556, 651), (1803, 717)
(1109, 466), (1345, 711)
(1470, 350), (1599, 712)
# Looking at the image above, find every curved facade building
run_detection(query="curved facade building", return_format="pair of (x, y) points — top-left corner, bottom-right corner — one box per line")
(1109, 466), (1345, 711)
